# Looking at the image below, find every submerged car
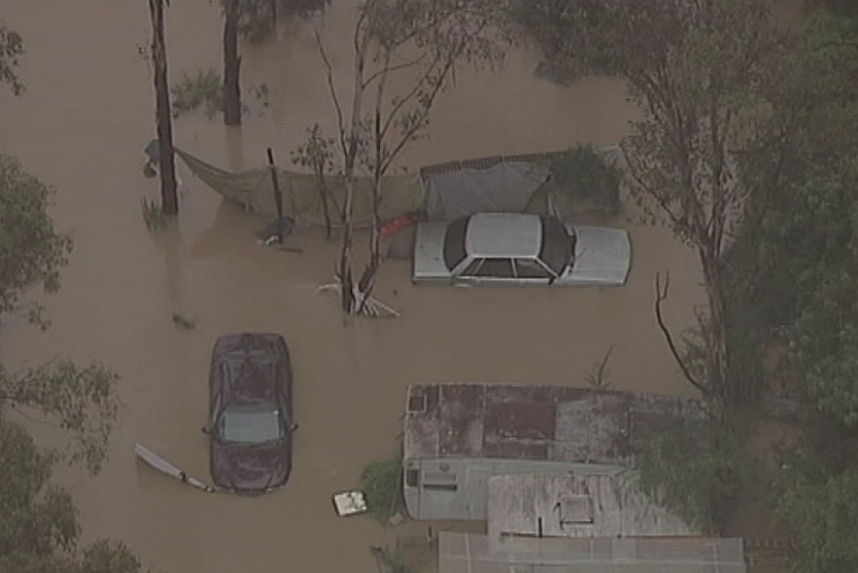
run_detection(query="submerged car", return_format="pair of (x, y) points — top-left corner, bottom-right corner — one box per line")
(412, 212), (632, 286)
(202, 333), (297, 493)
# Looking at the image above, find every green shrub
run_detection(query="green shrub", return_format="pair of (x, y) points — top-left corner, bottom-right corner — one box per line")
(140, 197), (168, 232)
(547, 144), (621, 213)
(171, 69), (223, 119)
(360, 456), (404, 524)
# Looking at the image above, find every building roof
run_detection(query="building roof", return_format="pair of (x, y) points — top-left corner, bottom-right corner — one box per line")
(486, 473), (697, 540)
(465, 213), (542, 258)
(439, 532), (746, 573)
(403, 384), (706, 464)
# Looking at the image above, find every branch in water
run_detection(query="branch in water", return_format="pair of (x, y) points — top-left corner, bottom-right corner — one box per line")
(654, 272), (707, 395)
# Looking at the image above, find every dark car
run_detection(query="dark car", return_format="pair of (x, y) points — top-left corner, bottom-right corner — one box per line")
(202, 333), (297, 493)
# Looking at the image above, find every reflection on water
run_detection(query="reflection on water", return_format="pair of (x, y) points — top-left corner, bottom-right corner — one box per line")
(0, 1), (706, 572)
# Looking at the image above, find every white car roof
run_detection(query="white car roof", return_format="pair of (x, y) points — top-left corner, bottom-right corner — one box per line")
(464, 213), (542, 259)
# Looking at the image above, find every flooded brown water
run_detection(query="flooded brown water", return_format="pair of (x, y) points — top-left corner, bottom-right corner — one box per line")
(0, 1), (705, 572)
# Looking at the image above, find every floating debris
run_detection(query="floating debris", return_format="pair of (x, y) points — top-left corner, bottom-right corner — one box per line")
(134, 443), (215, 493)
(318, 281), (401, 318)
(333, 491), (369, 517)
(255, 216), (295, 243)
(171, 313), (196, 330)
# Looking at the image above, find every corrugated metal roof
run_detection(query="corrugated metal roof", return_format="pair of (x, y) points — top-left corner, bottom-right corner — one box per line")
(403, 384), (707, 464)
(487, 473), (698, 540)
(439, 532), (747, 573)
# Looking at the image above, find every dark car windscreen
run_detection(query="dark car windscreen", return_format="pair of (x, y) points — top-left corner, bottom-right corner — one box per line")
(442, 216), (470, 271)
(538, 217), (573, 275)
(220, 406), (284, 444)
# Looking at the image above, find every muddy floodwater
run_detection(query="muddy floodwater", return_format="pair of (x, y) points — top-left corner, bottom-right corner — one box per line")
(0, 1), (704, 572)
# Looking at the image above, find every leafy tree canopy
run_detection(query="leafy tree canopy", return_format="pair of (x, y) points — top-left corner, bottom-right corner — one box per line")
(218, 0), (330, 43)
(635, 414), (764, 535)
(0, 421), (142, 573)
(0, 153), (73, 328)
(0, 18), (23, 95)
(722, 6), (858, 572)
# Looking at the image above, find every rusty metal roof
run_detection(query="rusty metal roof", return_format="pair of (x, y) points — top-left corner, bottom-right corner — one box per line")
(403, 384), (707, 464)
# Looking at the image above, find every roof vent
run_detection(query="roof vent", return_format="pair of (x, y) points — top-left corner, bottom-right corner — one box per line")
(408, 394), (427, 413)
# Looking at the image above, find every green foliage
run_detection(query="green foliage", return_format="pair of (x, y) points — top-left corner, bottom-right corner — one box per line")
(0, 420), (142, 573)
(508, 0), (614, 84)
(292, 124), (336, 174)
(360, 456), (403, 523)
(719, 7), (858, 571)
(140, 197), (168, 232)
(547, 145), (620, 214)
(0, 154), (73, 329)
(170, 68), (223, 119)
(0, 360), (121, 475)
(219, 0), (330, 43)
(0, 19), (24, 95)
(636, 413), (764, 534)
(777, 469), (858, 573)
(77, 539), (141, 573)
(725, 8), (858, 420)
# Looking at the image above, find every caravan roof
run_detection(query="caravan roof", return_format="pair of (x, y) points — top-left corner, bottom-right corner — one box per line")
(403, 384), (706, 466)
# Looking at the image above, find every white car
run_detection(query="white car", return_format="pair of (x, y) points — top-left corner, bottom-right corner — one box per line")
(412, 212), (631, 286)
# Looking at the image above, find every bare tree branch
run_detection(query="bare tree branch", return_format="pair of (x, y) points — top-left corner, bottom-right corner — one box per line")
(361, 53), (427, 89)
(315, 29), (348, 160)
(654, 272), (707, 395)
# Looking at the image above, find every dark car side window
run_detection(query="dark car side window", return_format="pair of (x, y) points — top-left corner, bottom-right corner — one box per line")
(514, 258), (553, 279)
(539, 216), (574, 275)
(474, 258), (514, 278)
(443, 216), (470, 271)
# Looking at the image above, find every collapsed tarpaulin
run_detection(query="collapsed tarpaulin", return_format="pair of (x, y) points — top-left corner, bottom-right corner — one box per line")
(171, 145), (425, 229)
(423, 161), (550, 220)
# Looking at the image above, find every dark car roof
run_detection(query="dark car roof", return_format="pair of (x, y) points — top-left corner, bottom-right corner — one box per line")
(210, 333), (290, 407)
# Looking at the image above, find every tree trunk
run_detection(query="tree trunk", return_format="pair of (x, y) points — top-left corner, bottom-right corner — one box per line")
(316, 166), (333, 240)
(701, 252), (731, 405)
(338, 36), (370, 315)
(357, 167), (382, 298)
(223, 0), (242, 126)
(339, 171), (356, 313)
(149, 0), (179, 215)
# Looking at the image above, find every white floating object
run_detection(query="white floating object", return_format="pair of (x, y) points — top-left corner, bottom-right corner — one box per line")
(333, 491), (368, 517)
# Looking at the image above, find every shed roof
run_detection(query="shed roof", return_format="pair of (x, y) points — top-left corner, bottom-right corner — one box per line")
(439, 532), (746, 573)
(486, 473), (697, 540)
(403, 384), (707, 464)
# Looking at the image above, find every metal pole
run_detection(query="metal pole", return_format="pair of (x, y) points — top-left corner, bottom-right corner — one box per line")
(266, 147), (285, 243)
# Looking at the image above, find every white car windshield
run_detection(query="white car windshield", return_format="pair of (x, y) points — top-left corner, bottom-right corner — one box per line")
(220, 407), (284, 444)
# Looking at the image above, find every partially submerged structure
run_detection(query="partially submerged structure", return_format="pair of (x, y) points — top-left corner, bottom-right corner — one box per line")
(170, 145), (621, 229)
(486, 473), (695, 542)
(438, 532), (747, 573)
(402, 383), (706, 520)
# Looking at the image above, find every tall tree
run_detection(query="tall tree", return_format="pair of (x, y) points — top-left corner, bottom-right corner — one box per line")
(722, 7), (858, 571)
(222, 0), (242, 125)
(148, 0), (179, 215)
(0, 18), (24, 95)
(310, 0), (503, 314)
(220, 0), (329, 126)
(519, 0), (789, 403)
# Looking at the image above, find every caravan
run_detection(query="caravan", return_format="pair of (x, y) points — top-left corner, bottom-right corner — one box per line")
(401, 383), (706, 521)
